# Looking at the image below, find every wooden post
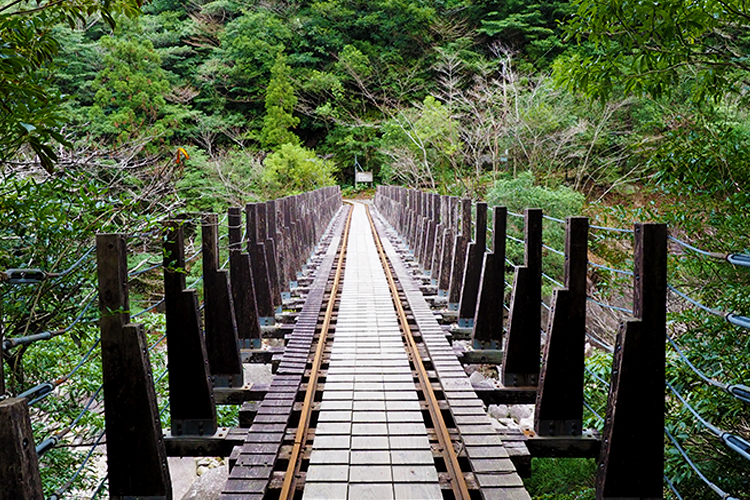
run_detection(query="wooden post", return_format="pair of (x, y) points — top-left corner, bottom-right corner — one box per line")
(502, 208), (542, 387)
(258, 202), (282, 312)
(597, 223), (666, 499)
(448, 198), (473, 309)
(228, 208), (262, 349)
(0, 398), (43, 500)
(164, 222), (217, 436)
(473, 206), (507, 349)
(201, 214), (243, 388)
(96, 234), (171, 499)
(458, 202), (487, 326)
(246, 203), (274, 320)
(535, 217), (588, 436)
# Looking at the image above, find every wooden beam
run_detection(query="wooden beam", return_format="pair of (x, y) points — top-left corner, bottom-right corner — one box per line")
(502, 209), (543, 387)
(473, 207), (507, 348)
(0, 398), (43, 500)
(96, 234), (171, 499)
(228, 208), (262, 348)
(535, 217), (589, 436)
(597, 223), (667, 500)
(458, 202), (488, 325)
(202, 214), (243, 388)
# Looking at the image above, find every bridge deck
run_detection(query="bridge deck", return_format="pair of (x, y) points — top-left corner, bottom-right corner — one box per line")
(224, 202), (530, 500)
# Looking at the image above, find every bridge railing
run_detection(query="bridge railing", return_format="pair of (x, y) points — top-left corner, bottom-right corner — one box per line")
(375, 184), (749, 500)
(0, 186), (342, 499)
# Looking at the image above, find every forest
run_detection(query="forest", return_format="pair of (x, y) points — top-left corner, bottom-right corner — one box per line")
(1, 0), (749, 498)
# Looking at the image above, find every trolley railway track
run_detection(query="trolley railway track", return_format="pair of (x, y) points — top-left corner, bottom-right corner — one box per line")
(264, 202), (484, 500)
(224, 200), (528, 500)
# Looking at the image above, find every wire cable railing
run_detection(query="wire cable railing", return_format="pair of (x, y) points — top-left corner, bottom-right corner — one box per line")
(666, 334), (750, 404)
(664, 428), (741, 500)
(667, 382), (750, 462)
(668, 285), (750, 330)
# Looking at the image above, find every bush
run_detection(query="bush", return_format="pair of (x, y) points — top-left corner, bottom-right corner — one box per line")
(261, 143), (337, 196)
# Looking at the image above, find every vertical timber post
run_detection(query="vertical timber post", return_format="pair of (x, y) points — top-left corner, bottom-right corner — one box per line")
(164, 221), (217, 436)
(502, 208), (542, 387)
(535, 217), (588, 436)
(458, 202), (487, 328)
(247, 203), (274, 321)
(448, 198), (472, 310)
(96, 234), (171, 499)
(228, 208), (262, 349)
(202, 214), (243, 388)
(0, 398), (43, 500)
(473, 206), (507, 349)
(597, 223), (666, 499)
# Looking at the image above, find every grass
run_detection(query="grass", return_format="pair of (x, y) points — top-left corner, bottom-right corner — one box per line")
(523, 458), (597, 500)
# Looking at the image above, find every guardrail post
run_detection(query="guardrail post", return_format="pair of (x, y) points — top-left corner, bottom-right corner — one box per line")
(0, 397), (43, 500)
(502, 208), (543, 387)
(448, 198), (472, 310)
(473, 206), (507, 349)
(246, 203), (274, 321)
(202, 214), (243, 388)
(438, 197), (458, 296)
(259, 202), (282, 313)
(535, 217), (588, 436)
(458, 202), (487, 327)
(228, 208), (262, 349)
(597, 223), (666, 499)
(164, 221), (217, 436)
(96, 234), (171, 498)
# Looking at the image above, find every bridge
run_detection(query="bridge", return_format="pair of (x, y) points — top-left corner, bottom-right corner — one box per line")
(1, 186), (748, 499)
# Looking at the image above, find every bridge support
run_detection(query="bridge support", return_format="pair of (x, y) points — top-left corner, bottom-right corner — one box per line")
(228, 207), (262, 349)
(96, 234), (171, 499)
(458, 202), (487, 328)
(597, 223), (666, 499)
(0, 397), (43, 500)
(535, 217), (588, 437)
(164, 221), (217, 436)
(472, 206), (507, 351)
(202, 214), (243, 388)
(502, 209), (543, 387)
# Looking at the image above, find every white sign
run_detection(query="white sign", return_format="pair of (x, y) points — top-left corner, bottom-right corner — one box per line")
(355, 171), (373, 183)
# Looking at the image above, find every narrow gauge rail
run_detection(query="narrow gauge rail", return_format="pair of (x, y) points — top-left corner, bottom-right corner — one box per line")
(225, 202), (528, 500)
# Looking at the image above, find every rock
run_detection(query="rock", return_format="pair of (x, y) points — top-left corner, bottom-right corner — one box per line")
(491, 419), (507, 431)
(469, 370), (494, 389)
(488, 404), (510, 420)
(464, 364), (479, 376)
(181, 465), (228, 500)
(509, 404), (533, 423)
(499, 417), (519, 429)
(519, 416), (534, 431)
(169, 457), (198, 500)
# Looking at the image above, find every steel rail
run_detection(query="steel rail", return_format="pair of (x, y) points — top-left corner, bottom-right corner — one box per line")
(365, 203), (472, 500)
(279, 203), (353, 500)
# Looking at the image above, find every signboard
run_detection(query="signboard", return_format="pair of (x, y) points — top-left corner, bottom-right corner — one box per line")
(355, 171), (373, 183)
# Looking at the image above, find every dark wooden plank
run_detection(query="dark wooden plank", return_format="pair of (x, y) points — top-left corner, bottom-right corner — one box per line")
(502, 209), (542, 387)
(164, 221), (217, 435)
(202, 214), (243, 387)
(0, 398), (43, 499)
(259, 202), (282, 310)
(96, 234), (171, 498)
(535, 217), (588, 436)
(597, 223), (666, 499)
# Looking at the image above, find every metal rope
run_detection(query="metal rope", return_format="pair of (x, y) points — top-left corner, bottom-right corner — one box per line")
(664, 428), (740, 499)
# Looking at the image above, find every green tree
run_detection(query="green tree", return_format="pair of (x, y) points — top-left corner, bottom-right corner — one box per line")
(84, 36), (192, 145)
(260, 52), (300, 149)
(554, 0), (750, 102)
(0, 0), (143, 170)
